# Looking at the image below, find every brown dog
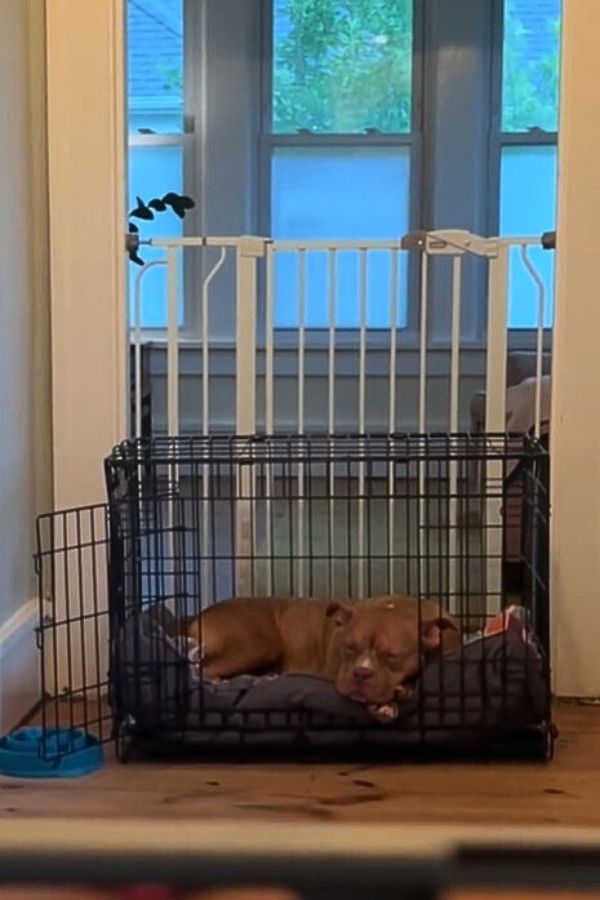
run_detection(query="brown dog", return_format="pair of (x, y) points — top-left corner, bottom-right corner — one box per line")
(183, 594), (460, 712)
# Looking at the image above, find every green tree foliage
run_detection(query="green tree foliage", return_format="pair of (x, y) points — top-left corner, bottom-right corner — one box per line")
(272, 0), (413, 133)
(501, 2), (560, 132)
(156, 61), (183, 98)
(273, 0), (560, 136)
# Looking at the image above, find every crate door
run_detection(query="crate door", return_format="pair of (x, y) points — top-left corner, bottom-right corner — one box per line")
(36, 505), (111, 737)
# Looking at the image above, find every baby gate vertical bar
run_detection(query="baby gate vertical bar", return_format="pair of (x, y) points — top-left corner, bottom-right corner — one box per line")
(327, 249), (337, 595)
(200, 246), (227, 602)
(388, 248), (399, 592)
(449, 256), (462, 433)
(358, 248), (367, 597)
(166, 248), (180, 438)
(418, 249), (429, 594)
(265, 243), (275, 594)
(448, 255), (462, 614)
(166, 247), (179, 605)
(265, 244), (275, 436)
(234, 238), (261, 595)
(134, 281), (142, 440)
(296, 249), (306, 595)
(418, 250), (429, 432)
(235, 239), (259, 434)
(485, 243), (509, 615)
(485, 243), (509, 431)
(328, 250), (337, 436)
(519, 243), (547, 439)
(201, 247), (227, 436)
(133, 262), (165, 439)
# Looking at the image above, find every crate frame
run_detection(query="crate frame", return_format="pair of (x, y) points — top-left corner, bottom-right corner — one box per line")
(35, 432), (552, 762)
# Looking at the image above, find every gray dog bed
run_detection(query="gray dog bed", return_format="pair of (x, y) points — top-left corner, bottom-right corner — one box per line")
(112, 606), (549, 752)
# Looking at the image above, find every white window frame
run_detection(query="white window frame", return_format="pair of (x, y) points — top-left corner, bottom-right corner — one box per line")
(255, 0), (511, 349)
(488, 0), (557, 348)
(257, 0), (424, 344)
(127, 0), (200, 338)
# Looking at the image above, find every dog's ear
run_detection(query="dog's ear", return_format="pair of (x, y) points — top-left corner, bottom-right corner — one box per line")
(326, 601), (354, 628)
(420, 606), (459, 652)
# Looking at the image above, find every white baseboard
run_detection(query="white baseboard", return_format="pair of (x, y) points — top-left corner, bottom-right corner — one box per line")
(0, 599), (39, 733)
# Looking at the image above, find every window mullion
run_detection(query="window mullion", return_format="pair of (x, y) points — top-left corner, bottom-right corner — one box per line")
(425, 0), (496, 345)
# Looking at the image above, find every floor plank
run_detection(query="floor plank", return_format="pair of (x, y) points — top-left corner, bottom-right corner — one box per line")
(0, 702), (599, 826)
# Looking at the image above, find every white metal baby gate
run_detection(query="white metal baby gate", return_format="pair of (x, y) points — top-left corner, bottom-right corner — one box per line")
(131, 229), (549, 440)
(38, 230), (552, 700)
(130, 229), (550, 602)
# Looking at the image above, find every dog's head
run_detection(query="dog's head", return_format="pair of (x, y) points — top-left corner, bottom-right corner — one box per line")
(327, 595), (459, 705)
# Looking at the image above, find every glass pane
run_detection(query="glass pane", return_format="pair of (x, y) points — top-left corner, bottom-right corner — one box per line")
(128, 145), (184, 328)
(500, 145), (557, 328)
(502, 0), (561, 133)
(272, 147), (409, 327)
(127, 0), (183, 135)
(272, 0), (413, 134)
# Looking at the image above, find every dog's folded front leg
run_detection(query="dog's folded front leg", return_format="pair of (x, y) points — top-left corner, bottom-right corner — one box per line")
(187, 616), (283, 680)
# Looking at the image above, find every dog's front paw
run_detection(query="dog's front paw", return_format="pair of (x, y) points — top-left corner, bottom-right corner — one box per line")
(367, 702), (399, 724)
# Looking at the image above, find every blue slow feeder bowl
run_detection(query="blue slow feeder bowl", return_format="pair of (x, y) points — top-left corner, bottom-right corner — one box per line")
(0, 727), (104, 778)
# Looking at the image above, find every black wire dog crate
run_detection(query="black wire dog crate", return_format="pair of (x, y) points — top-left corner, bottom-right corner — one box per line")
(35, 433), (552, 762)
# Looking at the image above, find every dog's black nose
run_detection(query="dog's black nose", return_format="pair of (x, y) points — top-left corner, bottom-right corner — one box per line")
(353, 666), (374, 684)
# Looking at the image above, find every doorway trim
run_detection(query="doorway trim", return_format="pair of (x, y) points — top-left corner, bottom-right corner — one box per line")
(46, 0), (127, 508)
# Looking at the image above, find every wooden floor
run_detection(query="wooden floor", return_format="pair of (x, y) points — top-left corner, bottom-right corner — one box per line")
(0, 701), (599, 827)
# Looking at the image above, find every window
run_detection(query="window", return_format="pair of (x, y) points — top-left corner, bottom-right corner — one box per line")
(499, 0), (561, 328)
(271, 1), (413, 135)
(127, 0), (185, 328)
(268, 0), (414, 328)
(125, 0), (562, 336)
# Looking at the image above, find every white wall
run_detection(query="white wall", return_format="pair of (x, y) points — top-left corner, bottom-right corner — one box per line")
(0, 0), (52, 626)
(0, 0), (51, 729)
(550, 0), (600, 696)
